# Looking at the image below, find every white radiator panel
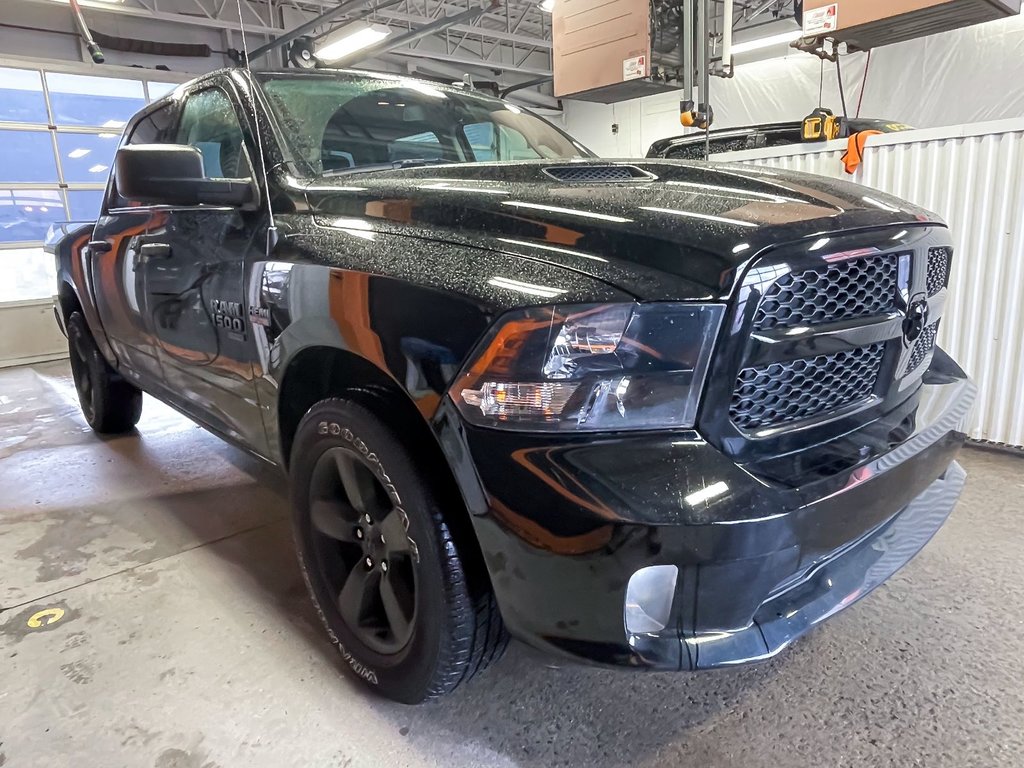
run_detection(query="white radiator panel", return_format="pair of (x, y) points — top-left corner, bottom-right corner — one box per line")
(713, 119), (1024, 447)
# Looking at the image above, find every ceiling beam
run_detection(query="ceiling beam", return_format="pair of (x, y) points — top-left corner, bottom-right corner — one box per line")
(372, 9), (552, 49)
(388, 48), (552, 76)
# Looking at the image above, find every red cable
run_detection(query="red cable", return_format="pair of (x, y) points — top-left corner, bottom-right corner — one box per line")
(856, 50), (872, 118)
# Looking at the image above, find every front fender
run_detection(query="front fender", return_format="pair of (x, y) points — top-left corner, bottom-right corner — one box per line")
(49, 222), (116, 363)
(253, 224), (632, 462)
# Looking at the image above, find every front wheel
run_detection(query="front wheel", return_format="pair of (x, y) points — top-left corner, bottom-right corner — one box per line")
(67, 311), (142, 434)
(289, 398), (506, 703)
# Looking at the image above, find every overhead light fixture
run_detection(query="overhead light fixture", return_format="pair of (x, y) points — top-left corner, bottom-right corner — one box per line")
(316, 24), (392, 63)
(730, 29), (801, 55)
(539, 0), (555, 12)
(68, 148), (91, 159)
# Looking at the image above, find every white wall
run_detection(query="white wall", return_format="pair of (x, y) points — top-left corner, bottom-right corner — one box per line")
(564, 14), (1024, 158)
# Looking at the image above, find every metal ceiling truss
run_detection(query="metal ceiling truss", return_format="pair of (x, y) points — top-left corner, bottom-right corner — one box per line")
(17, 0), (796, 93)
(24, 0), (557, 80)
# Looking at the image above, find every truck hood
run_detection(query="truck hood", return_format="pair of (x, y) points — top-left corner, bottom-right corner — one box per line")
(302, 159), (939, 301)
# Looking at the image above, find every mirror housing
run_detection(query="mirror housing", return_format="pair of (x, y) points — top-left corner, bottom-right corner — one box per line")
(115, 144), (255, 208)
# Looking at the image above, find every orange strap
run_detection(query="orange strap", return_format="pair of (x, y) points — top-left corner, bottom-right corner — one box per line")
(842, 130), (883, 174)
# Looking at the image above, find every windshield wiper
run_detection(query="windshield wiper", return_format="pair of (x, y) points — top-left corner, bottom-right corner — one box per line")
(322, 158), (457, 177)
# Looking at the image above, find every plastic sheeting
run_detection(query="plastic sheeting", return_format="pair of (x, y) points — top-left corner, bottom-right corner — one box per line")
(563, 14), (1024, 157)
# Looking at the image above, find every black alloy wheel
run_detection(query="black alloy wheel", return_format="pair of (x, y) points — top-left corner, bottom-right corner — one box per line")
(307, 446), (419, 655)
(289, 398), (508, 702)
(66, 311), (143, 434)
(68, 322), (96, 423)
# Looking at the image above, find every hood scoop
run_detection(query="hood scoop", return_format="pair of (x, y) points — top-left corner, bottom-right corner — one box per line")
(542, 164), (656, 183)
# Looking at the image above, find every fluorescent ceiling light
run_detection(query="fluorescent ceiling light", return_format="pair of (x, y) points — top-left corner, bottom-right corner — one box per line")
(539, 0), (555, 12)
(88, 164), (108, 174)
(101, 119), (126, 129)
(68, 148), (91, 159)
(317, 24), (391, 62)
(730, 29), (801, 55)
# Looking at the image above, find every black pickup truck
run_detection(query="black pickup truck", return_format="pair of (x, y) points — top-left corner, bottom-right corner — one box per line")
(50, 67), (974, 703)
(647, 118), (915, 160)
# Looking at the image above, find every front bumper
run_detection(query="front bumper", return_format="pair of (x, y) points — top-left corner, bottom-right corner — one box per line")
(435, 353), (975, 670)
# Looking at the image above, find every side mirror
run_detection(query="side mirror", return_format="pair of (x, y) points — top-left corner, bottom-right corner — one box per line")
(115, 144), (255, 208)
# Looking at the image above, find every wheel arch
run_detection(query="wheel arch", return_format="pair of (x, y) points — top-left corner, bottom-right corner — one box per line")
(276, 344), (492, 594)
(57, 277), (83, 323)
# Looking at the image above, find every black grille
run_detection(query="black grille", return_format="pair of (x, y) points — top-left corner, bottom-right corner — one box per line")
(752, 255), (899, 331)
(542, 165), (652, 183)
(926, 247), (952, 296)
(730, 344), (885, 430)
(904, 323), (939, 375)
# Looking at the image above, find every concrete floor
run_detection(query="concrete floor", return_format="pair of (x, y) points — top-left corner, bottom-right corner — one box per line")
(1, 361), (1023, 768)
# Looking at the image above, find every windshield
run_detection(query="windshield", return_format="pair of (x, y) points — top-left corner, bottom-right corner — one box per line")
(256, 71), (591, 177)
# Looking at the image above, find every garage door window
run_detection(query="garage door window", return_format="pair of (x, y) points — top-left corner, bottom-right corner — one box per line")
(0, 67), (48, 124)
(0, 64), (183, 303)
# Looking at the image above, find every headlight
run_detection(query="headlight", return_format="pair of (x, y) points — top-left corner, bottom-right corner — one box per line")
(450, 302), (724, 431)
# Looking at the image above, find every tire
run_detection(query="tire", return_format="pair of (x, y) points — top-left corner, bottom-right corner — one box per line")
(67, 311), (143, 434)
(290, 397), (506, 703)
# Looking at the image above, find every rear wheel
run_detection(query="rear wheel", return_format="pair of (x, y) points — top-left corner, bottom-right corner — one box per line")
(290, 397), (506, 703)
(67, 311), (142, 434)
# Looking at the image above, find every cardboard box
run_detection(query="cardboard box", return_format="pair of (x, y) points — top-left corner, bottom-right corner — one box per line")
(801, 0), (1021, 49)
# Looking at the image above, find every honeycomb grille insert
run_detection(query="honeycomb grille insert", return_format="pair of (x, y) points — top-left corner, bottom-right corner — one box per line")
(926, 247), (952, 296)
(730, 344), (885, 430)
(752, 255), (898, 331)
(542, 165), (653, 183)
(904, 323), (939, 375)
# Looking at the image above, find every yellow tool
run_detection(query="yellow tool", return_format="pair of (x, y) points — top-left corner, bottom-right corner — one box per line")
(802, 107), (844, 141)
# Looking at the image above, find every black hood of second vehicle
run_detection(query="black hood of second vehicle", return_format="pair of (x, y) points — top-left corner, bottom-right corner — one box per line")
(302, 159), (939, 300)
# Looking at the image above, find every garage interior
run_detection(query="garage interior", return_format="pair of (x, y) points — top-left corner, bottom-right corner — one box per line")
(2, 0), (1024, 766)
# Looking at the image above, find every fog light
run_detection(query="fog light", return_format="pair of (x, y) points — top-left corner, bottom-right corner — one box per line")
(624, 565), (678, 634)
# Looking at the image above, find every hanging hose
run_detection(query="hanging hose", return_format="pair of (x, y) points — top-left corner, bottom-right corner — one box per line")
(835, 53), (848, 122)
(90, 29), (212, 58)
(856, 50), (872, 118)
(68, 0), (104, 64)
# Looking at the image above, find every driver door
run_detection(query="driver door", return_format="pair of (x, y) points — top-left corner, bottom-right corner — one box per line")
(141, 83), (269, 454)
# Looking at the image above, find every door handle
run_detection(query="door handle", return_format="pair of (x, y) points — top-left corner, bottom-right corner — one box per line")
(139, 243), (173, 261)
(86, 240), (112, 255)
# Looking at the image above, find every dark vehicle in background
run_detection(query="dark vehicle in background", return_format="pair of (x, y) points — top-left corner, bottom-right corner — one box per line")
(50, 68), (973, 703)
(647, 118), (914, 159)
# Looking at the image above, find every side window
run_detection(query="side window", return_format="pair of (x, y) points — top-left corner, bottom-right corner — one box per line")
(128, 103), (177, 145)
(463, 122), (542, 161)
(388, 130), (444, 162)
(176, 88), (247, 178)
(107, 102), (177, 210)
(464, 122), (497, 161)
